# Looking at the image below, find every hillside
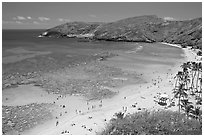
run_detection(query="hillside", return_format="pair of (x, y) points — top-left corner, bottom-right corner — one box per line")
(163, 18), (202, 49)
(39, 15), (202, 49)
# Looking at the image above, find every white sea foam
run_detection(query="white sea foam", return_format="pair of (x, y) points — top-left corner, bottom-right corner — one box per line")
(126, 45), (143, 53)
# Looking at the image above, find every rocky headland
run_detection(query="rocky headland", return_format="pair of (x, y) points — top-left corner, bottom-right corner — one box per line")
(40, 15), (202, 50)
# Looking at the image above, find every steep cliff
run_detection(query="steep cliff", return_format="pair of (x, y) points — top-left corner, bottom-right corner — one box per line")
(163, 18), (202, 49)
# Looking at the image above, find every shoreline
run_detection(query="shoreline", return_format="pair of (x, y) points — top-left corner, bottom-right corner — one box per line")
(161, 42), (182, 49)
(2, 43), (201, 135)
(27, 43), (200, 135)
(161, 42), (201, 62)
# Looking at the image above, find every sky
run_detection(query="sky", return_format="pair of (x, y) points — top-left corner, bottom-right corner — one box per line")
(2, 2), (202, 29)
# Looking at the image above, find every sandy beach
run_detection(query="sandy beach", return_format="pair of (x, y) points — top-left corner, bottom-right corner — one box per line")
(2, 42), (200, 135)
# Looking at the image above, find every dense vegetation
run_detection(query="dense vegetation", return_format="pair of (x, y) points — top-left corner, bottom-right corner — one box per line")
(101, 110), (202, 135)
(101, 61), (202, 135)
(40, 15), (202, 50)
(173, 61), (202, 120)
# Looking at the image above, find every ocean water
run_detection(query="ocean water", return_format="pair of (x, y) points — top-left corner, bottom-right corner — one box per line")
(2, 29), (136, 52)
(2, 29), (183, 55)
(2, 29), (184, 74)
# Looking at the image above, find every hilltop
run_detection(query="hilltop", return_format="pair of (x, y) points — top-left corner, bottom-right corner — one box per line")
(39, 15), (202, 49)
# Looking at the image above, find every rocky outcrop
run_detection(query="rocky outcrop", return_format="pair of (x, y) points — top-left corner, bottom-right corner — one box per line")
(40, 22), (103, 38)
(39, 15), (202, 49)
(2, 103), (53, 135)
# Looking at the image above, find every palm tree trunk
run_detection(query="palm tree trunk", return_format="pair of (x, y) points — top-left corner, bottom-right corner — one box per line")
(196, 70), (199, 91)
(199, 79), (202, 98)
(191, 70), (196, 93)
(178, 94), (181, 113)
(185, 81), (188, 93)
(175, 77), (178, 89)
(184, 74), (189, 92)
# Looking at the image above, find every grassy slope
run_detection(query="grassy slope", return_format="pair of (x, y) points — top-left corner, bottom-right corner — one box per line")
(101, 110), (202, 135)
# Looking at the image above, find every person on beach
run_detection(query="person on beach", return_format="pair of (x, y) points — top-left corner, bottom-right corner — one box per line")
(122, 106), (128, 112)
(92, 105), (96, 109)
(56, 121), (59, 126)
(79, 110), (82, 114)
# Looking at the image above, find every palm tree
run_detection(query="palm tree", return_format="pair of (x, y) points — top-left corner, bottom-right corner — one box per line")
(181, 98), (194, 118)
(199, 78), (202, 97)
(173, 60), (202, 121)
(173, 83), (188, 113)
(181, 63), (190, 90)
(174, 71), (183, 89)
(181, 63), (188, 73)
(188, 62), (197, 96)
(190, 62), (197, 89)
(191, 107), (202, 121)
(195, 62), (202, 91)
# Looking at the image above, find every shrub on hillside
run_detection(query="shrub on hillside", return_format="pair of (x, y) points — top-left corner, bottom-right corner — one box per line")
(101, 110), (202, 135)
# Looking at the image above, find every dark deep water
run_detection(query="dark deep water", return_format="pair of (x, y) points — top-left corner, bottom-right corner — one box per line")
(2, 29), (140, 74)
(2, 29), (183, 57)
(2, 29), (137, 52)
(2, 29), (184, 67)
